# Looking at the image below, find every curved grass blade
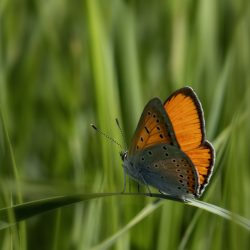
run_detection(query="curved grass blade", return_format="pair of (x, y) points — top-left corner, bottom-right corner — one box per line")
(0, 192), (179, 230)
(186, 197), (250, 231)
(91, 196), (250, 249)
(0, 192), (249, 233)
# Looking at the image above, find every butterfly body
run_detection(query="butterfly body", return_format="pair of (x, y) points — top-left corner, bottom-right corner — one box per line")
(121, 87), (215, 199)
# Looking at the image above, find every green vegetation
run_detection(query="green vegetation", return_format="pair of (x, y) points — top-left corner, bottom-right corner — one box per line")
(0, 0), (250, 249)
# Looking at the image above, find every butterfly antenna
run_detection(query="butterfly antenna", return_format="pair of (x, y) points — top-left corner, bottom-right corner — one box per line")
(115, 118), (127, 149)
(91, 124), (123, 150)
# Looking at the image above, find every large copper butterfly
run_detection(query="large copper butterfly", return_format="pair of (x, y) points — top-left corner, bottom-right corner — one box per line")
(121, 87), (215, 199)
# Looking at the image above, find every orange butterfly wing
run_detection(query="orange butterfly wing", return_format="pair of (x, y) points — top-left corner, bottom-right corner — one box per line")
(127, 97), (199, 196)
(164, 87), (215, 196)
(128, 98), (178, 155)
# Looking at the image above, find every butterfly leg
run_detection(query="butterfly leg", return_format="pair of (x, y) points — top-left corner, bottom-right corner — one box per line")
(139, 173), (152, 196)
(146, 185), (152, 197)
(137, 183), (140, 193)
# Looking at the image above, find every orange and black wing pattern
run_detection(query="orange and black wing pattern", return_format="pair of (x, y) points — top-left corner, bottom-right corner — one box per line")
(164, 87), (215, 196)
(128, 98), (178, 155)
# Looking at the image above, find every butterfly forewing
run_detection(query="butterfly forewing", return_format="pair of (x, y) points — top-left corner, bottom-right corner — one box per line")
(128, 98), (178, 155)
(164, 87), (215, 196)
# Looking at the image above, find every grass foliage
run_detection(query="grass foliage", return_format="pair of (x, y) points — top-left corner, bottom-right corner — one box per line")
(0, 0), (250, 249)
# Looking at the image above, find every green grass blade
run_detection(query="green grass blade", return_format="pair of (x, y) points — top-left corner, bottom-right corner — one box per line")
(1, 193), (249, 234)
(91, 200), (163, 250)
(186, 198), (250, 231)
(0, 100), (27, 248)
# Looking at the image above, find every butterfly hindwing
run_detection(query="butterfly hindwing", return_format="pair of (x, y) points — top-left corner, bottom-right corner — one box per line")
(186, 141), (214, 195)
(130, 143), (199, 196)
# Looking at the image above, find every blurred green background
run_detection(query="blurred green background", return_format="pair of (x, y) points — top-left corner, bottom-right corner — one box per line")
(0, 0), (250, 249)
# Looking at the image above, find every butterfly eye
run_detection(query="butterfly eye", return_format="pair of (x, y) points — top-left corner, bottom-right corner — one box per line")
(120, 151), (128, 161)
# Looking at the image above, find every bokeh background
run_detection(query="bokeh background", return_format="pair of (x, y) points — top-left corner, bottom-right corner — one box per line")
(0, 0), (250, 249)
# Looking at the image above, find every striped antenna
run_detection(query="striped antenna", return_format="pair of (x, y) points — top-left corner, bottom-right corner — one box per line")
(115, 118), (127, 149)
(91, 124), (123, 150)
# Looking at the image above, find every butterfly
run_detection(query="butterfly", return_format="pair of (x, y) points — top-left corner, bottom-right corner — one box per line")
(121, 87), (215, 199)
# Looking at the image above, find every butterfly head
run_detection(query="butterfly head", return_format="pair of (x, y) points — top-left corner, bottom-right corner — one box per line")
(120, 151), (128, 162)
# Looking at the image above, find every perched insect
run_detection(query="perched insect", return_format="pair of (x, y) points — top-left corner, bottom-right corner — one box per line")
(121, 87), (215, 199)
